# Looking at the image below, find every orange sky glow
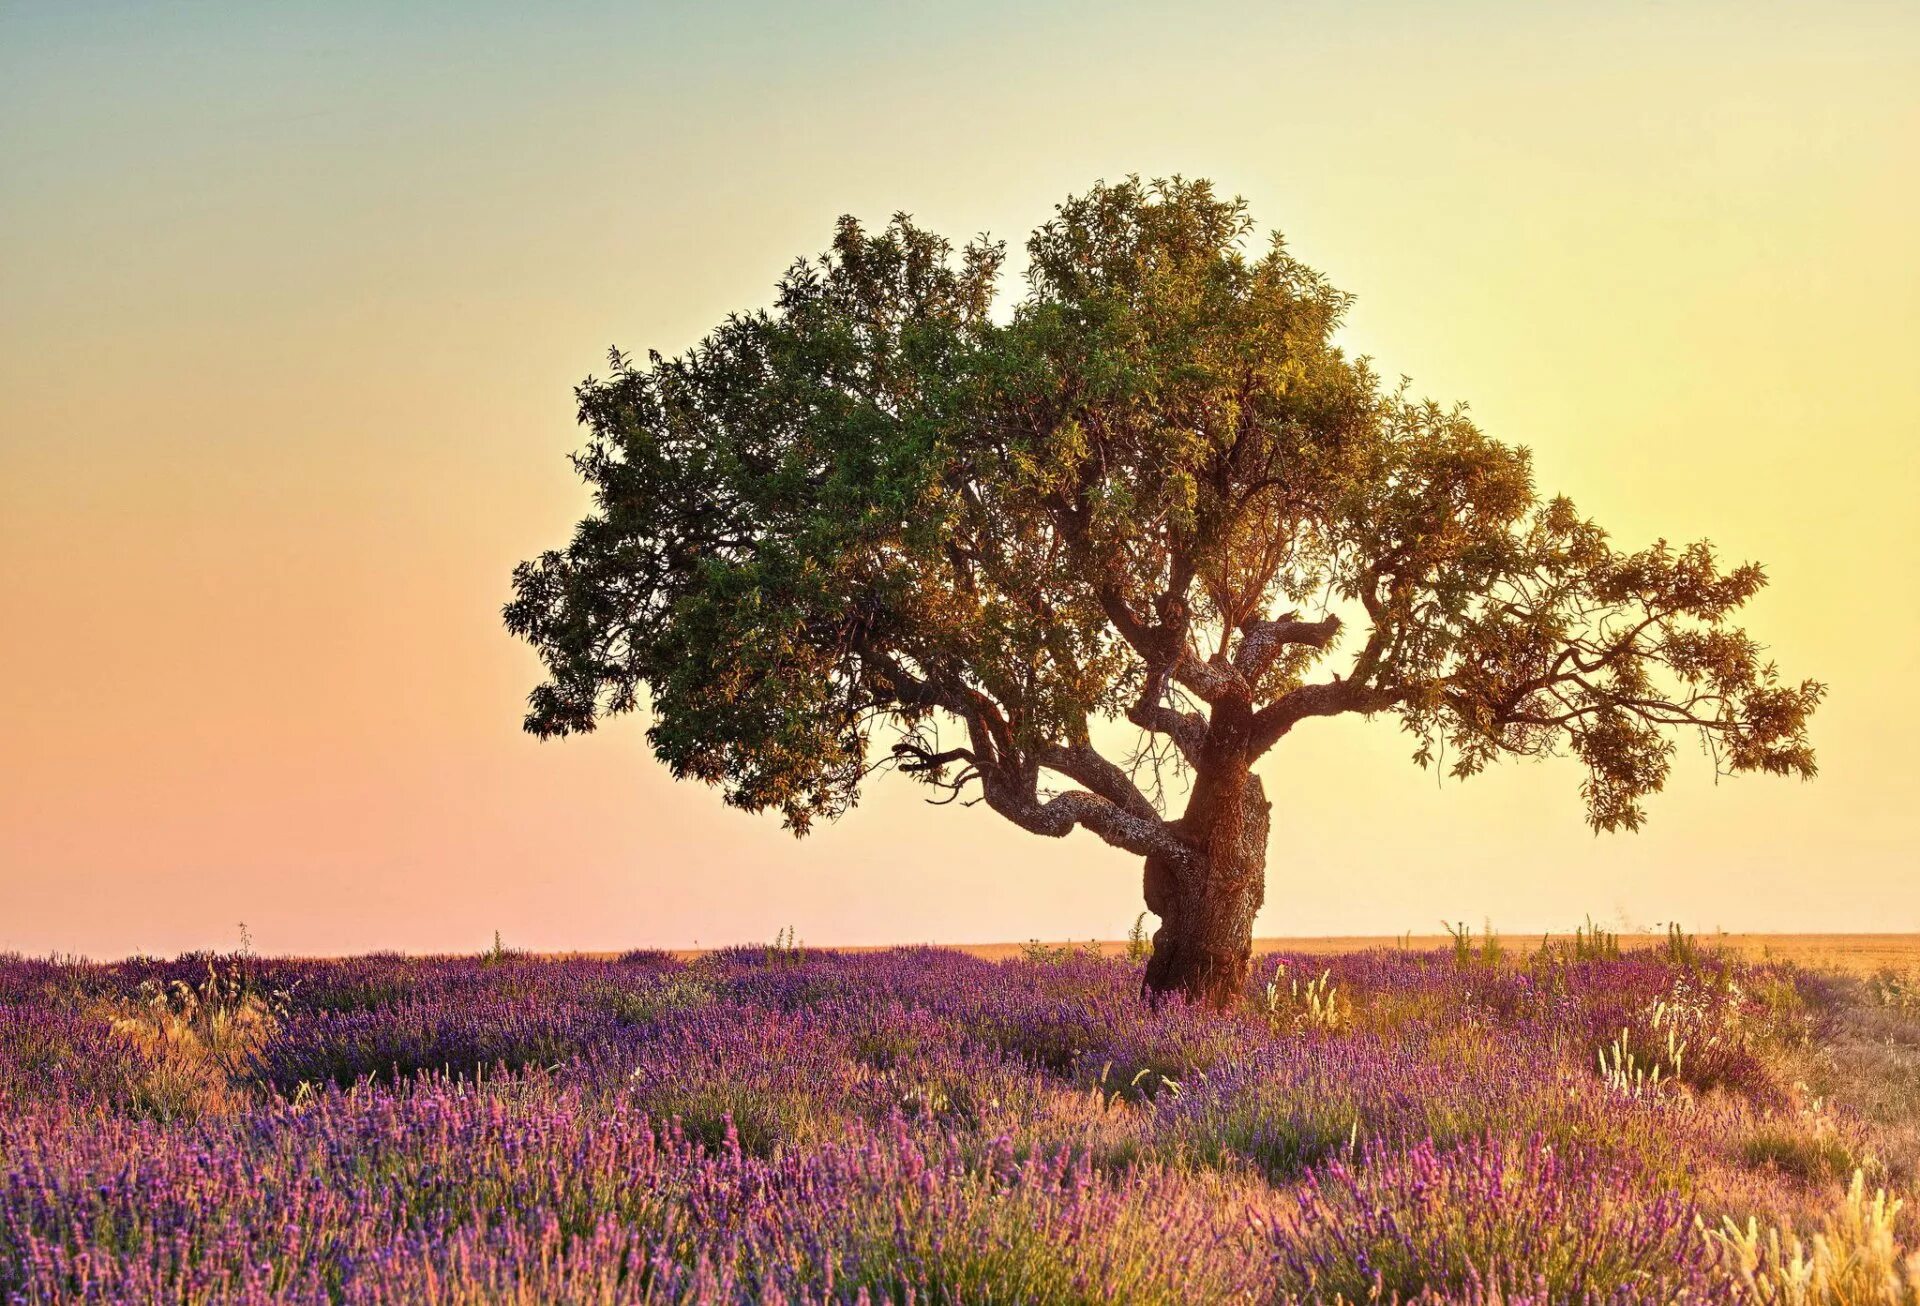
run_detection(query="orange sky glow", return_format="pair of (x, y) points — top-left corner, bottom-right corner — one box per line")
(3, 2), (1916, 957)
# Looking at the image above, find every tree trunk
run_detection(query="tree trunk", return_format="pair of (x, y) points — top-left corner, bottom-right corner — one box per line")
(1141, 772), (1270, 1008)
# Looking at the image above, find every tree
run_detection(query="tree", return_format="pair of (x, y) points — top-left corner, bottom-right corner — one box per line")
(505, 177), (1822, 1007)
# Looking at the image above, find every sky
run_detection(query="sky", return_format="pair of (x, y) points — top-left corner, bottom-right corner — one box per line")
(3, 1), (1916, 958)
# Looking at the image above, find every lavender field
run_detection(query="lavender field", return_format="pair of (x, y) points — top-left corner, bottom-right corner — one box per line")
(4, 936), (1919, 1303)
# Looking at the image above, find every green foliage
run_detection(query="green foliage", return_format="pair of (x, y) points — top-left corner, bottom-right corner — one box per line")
(1125, 913), (1153, 964)
(507, 174), (1822, 862)
(765, 925), (806, 967)
(1748, 973), (1813, 1047)
(1873, 969), (1920, 1015)
(1089, 1061), (1183, 1110)
(1020, 939), (1102, 966)
(1481, 919), (1505, 968)
(1443, 919), (1504, 969)
(1175, 1093), (1360, 1182)
(1533, 915), (1622, 967)
(1663, 922), (1705, 969)
(597, 971), (715, 1026)
(1576, 914), (1622, 961)
(1739, 1128), (1859, 1185)
(642, 1083), (823, 1159)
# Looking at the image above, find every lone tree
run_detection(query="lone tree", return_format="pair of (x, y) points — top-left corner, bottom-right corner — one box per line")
(506, 178), (1821, 1006)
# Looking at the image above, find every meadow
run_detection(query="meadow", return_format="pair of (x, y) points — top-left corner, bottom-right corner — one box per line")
(4, 930), (1920, 1303)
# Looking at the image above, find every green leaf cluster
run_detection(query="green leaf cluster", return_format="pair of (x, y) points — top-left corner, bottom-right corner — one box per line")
(507, 177), (1820, 844)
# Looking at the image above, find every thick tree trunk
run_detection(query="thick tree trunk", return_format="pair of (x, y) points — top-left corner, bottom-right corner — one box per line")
(1141, 772), (1270, 1008)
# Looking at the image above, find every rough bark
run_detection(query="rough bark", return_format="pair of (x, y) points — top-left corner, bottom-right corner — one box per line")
(1141, 772), (1271, 1008)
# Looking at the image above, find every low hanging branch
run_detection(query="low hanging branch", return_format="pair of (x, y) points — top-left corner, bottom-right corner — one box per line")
(506, 176), (1822, 1005)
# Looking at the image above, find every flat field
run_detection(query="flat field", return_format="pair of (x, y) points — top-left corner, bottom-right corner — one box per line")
(5, 936), (1920, 1302)
(956, 933), (1920, 975)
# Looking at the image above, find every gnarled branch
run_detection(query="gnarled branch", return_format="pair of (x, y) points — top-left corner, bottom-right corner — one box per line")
(1252, 678), (1402, 753)
(1233, 612), (1343, 684)
(982, 768), (1190, 863)
(1038, 743), (1160, 820)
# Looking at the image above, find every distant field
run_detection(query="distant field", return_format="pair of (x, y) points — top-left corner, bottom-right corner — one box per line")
(1268, 934), (1920, 974)
(650, 933), (1920, 974)
(1233, 934), (1916, 974)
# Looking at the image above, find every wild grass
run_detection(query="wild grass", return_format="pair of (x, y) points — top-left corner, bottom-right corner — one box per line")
(1707, 1171), (1920, 1303)
(1260, 960), (1350, 1034)
(93, 958), (282, 1120)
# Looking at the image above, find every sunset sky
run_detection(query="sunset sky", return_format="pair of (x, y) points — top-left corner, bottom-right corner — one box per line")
(3, 2), (1916, 958)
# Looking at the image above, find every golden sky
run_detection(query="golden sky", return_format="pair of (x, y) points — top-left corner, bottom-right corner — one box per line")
(3, 2), (1916, 957)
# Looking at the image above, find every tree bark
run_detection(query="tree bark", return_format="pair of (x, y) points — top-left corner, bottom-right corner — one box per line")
(1141, 772), (1270, 1007)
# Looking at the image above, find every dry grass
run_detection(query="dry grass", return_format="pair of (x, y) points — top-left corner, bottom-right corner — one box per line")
(96, 964), (282, 1120)
(1778, 968), (1920, 1190)
(1706, 1170), (1920, 1304)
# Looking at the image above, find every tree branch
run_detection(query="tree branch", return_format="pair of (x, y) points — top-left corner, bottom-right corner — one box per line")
(982, 769), (1190, 862)
(1037, 743), (1160, 820)
(1233, 612), (1343, 683)
(1251, 677), (1401, 753)
(1126, 690), (1206, 765)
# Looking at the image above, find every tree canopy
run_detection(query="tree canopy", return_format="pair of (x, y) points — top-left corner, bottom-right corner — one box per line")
(507, 176), (1821, 871)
